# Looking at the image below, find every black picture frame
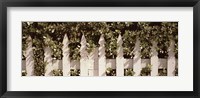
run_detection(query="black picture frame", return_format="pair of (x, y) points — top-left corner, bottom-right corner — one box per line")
(0, 0), (199, 98)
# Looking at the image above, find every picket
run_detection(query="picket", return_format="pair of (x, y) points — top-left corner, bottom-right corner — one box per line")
(52, 60), (62, 70)
(88, 48), (98, 76)
(133, 39), (141, 76)
(167, 40), (176, 76)
(151, 41), (159, 76)
(98, 34), (106, 76)
(25, 36), (34, 76)
(71, 60), (80, 69)
(44, 46), (53, 76)
(80, 34), (89, 76)
(124, 59), (133, 69)
(116, 34), (124, 76)
(22, 35), (178, 76)
(62, 34), (71, 76)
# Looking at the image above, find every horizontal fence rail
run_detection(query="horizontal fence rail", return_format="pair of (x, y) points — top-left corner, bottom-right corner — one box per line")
(22, 34), (178, 76)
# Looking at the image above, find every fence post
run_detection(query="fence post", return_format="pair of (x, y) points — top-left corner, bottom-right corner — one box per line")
(116, 34), (124, 76)
(25, 36), (34, 76)
(80, 34), (89, 76)
(151, 41), (158, 76)
(44, 46), (53, 76)
(133, 39), (141, 76)
(62, 34), (71, 76)
(167, 40), (176, 76)
(98, 34), (106, 76)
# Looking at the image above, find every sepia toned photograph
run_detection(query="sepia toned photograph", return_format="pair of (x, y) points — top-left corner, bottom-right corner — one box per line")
(22, 22), (178, 76)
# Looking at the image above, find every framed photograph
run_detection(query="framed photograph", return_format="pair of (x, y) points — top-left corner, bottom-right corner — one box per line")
(0, 0), (199, 98)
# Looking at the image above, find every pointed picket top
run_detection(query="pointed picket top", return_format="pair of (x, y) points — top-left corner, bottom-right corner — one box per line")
(98, 34), (105, 57)
(27, 35), (32, 40)
(62, 34), (69, 45)
(98, 34), (106, 76)
(62, 34), (70, 55)
(117, 34), (123, 57)
(27, 36), (32, 49)
(62, 34), (71, 76)
(80, 34), (88, 76)
(116, 34), (124, 76)
(98, 34), (105, 46)
(80, 34), (88, 57)
(81, 34), (87, 47)
(117, 34), (123, 47)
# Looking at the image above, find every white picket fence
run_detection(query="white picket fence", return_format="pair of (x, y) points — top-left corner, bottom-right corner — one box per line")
(22, 34), (178, 76)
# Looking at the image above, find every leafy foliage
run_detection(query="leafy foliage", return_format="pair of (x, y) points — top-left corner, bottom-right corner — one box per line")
(140, 64), (152, 76)
(106, 67), (116, 76)
(22, 22), (178, 76)
(70, 69), (80, 76)
(158, 68), (167, 76)
(124, 68), (135, 76)
(52, 69), (63, 76)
